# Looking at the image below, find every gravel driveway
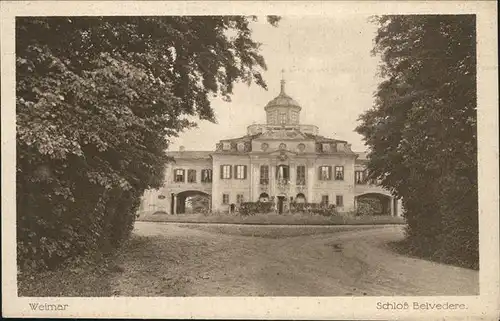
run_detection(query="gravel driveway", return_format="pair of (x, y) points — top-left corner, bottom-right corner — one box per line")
(110, 222), (478, 296)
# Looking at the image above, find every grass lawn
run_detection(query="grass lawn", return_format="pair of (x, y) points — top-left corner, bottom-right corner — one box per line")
(17, 252), (124, 297)
(138, 212), (406, 225)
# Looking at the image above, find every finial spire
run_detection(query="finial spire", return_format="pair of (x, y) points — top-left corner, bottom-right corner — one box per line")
(280, 68), (286, 94)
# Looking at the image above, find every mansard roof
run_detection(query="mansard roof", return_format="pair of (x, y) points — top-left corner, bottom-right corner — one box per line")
(303, 133), (348, 143)
(166, 151), (212, 159)
(219, 133), (262, 143)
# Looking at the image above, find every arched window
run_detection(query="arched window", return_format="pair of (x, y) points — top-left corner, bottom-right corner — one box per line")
(259, 193), (270, 202)
(295, 193), (306, 203)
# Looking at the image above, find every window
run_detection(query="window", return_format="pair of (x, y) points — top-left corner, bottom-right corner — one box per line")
(268, 111), (277, 124)
(260, 165), (269, 185)
(319, 166), (332, 180)
(279, 112), (287, 124)
(335, 166), (344, 180)
(355, 171), (364, 184)
(220, 165), (232, 179)
(234, 165), (247, 179)
(296, 165), (306, 185)
(336, 195), (344, 207)
(174, 169), (185, 183)
(321, 195), (329, 206)
(322, 143), (331, 152)
(291, 111), (298, 123)
(222, 194), (230, 205)
(201, 169), (212, 183)
(222, 142), (231, 150)
(236, 194), (244, 204)
(276, 165), (290, 181)
(187, 169), (196, 183)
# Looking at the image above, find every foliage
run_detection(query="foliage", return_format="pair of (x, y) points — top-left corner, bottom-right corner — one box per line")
(16, 16), (279, 271)
(186, 194), (210, 214)
(239, 202), (274, 216)
(290, 203), (339, 216)
(356, 197), (384, 215)
(356, 15), (477, 268)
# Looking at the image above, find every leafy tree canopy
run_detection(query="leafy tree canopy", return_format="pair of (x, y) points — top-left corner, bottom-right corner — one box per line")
(356, 15), (477, 268)
(16, 16), (280, 270)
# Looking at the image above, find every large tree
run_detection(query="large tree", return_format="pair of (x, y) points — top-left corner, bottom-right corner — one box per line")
(16, 16), (280, 270)
(356, 15), (477, 268)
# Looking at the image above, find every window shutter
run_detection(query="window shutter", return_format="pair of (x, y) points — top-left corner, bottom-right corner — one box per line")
(220, 165), (224, 179)
(234, 165), (238, 179)
(328, 166), (332, 180)
(229, 165), (232, 179)
(318, 167), (322, 180)
(244, 165), (247, 179)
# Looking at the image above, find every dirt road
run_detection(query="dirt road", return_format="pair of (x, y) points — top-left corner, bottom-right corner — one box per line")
(111, 222), (478, 296)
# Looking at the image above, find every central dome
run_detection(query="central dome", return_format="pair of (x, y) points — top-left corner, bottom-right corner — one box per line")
(264, 80), (301, 111)
(264, 79), (301, 125)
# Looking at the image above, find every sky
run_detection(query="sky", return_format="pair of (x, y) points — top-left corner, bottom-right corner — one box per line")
(170, 15), (382, 153)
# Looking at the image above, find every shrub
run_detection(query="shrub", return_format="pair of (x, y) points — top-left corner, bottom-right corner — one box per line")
(239, 202), (274, 216)
(290, 203), (338, 216)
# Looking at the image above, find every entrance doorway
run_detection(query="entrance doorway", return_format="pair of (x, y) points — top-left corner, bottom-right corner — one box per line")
(277, 196), (285, 214)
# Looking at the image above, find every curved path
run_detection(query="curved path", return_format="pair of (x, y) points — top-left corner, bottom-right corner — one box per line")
(111, 222), (478, 296)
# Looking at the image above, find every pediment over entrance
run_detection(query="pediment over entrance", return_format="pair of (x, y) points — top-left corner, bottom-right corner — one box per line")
(265, 149), (298, 162)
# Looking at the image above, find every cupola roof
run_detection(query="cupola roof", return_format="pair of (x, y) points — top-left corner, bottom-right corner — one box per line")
(264, 79), (301, 111)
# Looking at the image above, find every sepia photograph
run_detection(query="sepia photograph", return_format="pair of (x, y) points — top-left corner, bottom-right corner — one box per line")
(1, 1), (498, 319)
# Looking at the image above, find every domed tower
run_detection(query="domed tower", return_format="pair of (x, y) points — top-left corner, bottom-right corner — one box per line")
(264, 79), (301, 125)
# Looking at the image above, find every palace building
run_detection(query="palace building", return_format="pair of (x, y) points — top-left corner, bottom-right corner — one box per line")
(140, 79), (402, 216)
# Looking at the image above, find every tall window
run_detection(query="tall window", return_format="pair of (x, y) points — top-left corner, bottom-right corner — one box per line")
(335, 166), (344, 180)
(296, 165), (306, 185)
(220, 165), (232, 179)
(201, 169), (212, 183)
(174, 169), (185, 182)
(319, 166), (332, 180)
(321, 195), (329, 206)
(222, 193), (229, 205)
(279, 112), (287, 124)
(236, 194), (244, 204)
(336, 195), (344, 207)
(187, 169), (196, 183)
(355, 171), (364, 184)
(260, 165), (269, 185)
(235, 165), (247, 179)
(276, 165), (290, 181)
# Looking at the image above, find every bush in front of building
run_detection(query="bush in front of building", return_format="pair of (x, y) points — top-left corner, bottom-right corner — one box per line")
(355, 199), (383, 216)
(290, 203), (339, 216)
(239, 202), (274, 216)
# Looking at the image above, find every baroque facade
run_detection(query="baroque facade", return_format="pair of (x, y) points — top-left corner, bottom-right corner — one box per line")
(141, 80), (402, 216)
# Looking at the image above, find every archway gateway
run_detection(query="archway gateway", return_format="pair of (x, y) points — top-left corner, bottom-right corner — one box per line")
(174, 190), (211, 214)
(355, 193), (394, 216)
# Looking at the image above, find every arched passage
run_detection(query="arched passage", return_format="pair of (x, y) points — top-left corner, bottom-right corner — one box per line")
(355, 193), (393, 215)
(175, 190), (211, 214)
